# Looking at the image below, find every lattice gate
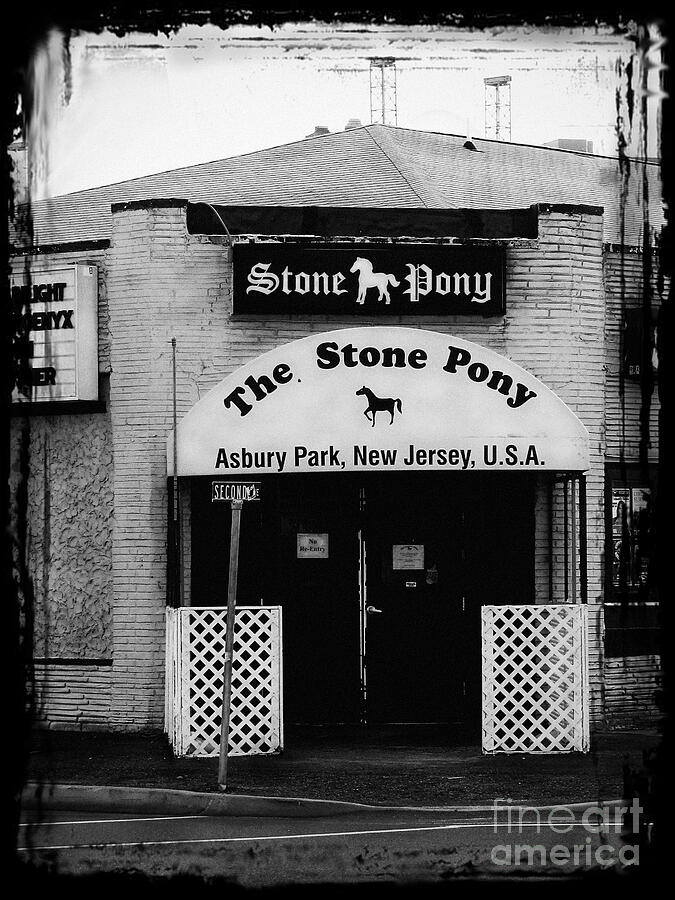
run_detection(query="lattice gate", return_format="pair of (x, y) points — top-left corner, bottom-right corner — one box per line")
(481, 605), (589, 753)
(165, 606), (283, 757)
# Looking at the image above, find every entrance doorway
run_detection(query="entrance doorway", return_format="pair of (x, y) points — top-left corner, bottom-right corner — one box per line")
(189, 472), (535, 731)
(362, 473), (471, 725)
(361, 473), (534, 730)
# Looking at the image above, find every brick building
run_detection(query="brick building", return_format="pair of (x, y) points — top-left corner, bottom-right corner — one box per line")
(10, 125), (663, 750)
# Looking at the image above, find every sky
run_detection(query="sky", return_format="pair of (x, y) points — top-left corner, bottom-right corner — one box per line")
(24, 19), (664, 200)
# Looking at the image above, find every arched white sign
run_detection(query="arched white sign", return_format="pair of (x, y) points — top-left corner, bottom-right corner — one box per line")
(169, 327), (589, 475)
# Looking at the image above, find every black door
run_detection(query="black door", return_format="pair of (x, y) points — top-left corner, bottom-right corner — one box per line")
(267, 474), (361, 724)
(191, 473), (361, 725)
(363, 473), (472, 724)
(363, 473), (536, 727)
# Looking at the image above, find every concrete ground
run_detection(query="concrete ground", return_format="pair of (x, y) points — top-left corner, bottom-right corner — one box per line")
(25, 724), (659, 807)
(17, 803), (644, 886)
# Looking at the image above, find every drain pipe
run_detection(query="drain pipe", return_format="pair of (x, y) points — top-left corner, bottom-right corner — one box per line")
(571, 476), (577, 604)
(579, 475), (588, 605)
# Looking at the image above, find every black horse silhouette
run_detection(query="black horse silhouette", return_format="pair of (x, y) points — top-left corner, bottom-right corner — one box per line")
(356, 386), (402, 426)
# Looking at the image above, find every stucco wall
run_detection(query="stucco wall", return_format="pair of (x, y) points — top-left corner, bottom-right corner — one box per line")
(10, 398), (114, 658)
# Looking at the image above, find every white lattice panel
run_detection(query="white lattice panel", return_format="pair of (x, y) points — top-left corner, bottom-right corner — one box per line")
(165, 606), (283, 758)
(482, 605), (589, 754)
(165, 609), (180, 747)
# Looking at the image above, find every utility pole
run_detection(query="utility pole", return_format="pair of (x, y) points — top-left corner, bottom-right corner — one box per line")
(218, 499), (242, 790)
(370, 58), (397, 125)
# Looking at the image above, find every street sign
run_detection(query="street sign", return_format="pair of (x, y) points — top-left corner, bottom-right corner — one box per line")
(212, 481), (261, 502)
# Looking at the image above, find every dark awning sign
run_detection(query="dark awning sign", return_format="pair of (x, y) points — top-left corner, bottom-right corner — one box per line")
(233, 243), (505, 316)
(212, 481), (261, 502)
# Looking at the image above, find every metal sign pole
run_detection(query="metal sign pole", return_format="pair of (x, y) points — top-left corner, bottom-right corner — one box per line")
(218, 498), (243, 790)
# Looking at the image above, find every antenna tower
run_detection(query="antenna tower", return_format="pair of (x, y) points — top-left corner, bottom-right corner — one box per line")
(484, 75), (512, 140)
(370, 58), (397, 126)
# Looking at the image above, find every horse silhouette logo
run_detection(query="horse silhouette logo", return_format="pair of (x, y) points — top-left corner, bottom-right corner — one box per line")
(356, 386), (402, 426)
(350, 257), (400, 305)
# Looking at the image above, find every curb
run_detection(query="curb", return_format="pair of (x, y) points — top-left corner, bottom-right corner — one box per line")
(20, 782), (626, 820)
(21, 782), (421, 818)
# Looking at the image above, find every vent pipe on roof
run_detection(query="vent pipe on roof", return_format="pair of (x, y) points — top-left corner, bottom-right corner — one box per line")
(305, 125), (331, 139)
(463, 118), (479, 152)
(543, 138), (594, 154)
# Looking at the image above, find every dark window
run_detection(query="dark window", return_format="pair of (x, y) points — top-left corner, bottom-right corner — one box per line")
(605, 464), (659, 657)
(611, 484), (652, 594)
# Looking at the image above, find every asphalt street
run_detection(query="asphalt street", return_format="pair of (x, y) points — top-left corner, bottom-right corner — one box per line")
(18, 803), (640, 885)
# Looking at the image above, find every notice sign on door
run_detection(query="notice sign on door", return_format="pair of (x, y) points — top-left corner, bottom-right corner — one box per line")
(297, 533), (329, 559)
(393, 544), (425, 570)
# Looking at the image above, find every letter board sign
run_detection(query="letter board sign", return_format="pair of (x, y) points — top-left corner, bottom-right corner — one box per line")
(233, 244), (505, 316)
(11, 264), (99, 404)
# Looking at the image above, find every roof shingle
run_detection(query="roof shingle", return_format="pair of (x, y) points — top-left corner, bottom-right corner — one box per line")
(18, 124), (663, 247)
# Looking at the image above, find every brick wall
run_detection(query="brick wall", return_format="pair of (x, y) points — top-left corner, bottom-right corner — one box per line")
(18, 200), (653, 734)
(603, 655), (662, 728)
(104, 201), (611, 729)
(33, 663), (112, 730)
(106, 202), (234, 728)
(505, 210), (606, 725)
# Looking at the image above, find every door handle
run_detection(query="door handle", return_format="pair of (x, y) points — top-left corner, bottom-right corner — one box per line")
(366, 605), (383, 614)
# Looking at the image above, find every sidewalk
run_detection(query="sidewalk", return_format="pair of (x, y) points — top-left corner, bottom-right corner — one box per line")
(24, 724), (659, 810)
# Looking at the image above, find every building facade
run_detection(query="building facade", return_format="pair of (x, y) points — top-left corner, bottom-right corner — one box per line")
(9, 126), (663, 742)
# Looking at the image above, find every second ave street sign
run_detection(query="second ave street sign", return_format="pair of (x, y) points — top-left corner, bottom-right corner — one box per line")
(233, 243), (505, 316)
(212, 481), (261, 502)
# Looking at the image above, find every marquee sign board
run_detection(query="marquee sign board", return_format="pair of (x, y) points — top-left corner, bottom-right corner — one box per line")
(11, 264), (99, 404)
(169, 327), (590, 476)
(233, 244), (505, 316)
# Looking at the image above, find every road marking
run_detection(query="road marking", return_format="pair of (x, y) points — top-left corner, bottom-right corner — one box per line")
(17, 819), (617, 852)
(19, 814), (209, 828)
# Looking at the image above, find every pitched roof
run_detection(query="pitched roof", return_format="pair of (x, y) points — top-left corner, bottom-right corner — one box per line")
(20, 124), (662, 247)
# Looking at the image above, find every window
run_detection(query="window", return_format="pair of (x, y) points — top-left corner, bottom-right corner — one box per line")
(611, 484), (652, 595)
(605, 464), (659, 658)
